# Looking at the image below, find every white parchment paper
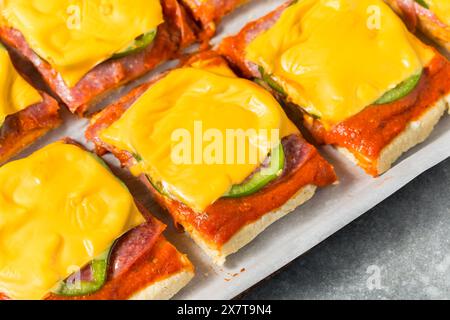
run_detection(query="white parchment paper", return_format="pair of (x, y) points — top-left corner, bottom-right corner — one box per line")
(13, 0), (450, 300)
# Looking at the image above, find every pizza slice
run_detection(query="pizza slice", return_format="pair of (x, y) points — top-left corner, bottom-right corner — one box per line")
(86, 52), (337, 265)
(0, 141), (193, 300)
(219, 0), (450, 176)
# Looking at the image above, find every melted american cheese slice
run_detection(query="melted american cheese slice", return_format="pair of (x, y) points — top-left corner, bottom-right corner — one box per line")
(0, 45), (41, 125)
(246, 0), (434, 125)
(427, 0), (450, 25)
(100, 63), (298, 212)
(0, 142), (144, 300)
(1, 0), (163, 87)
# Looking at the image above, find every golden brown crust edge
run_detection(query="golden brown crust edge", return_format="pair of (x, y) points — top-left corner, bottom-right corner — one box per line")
(0, 93), (61, 166)
(337, 94), (449, 176)
(184, 185), (317, 265)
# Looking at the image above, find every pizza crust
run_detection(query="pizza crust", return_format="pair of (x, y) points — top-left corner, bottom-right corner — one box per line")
(0, 94), (61, 165)
(129, 265), (194, 300)
(338, 93), (449, 176)
(185, 184), (317, 265)
(128, 236), (194, 300)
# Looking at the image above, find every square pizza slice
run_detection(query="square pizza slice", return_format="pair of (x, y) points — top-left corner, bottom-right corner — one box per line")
(86, 52), (337, 265)
(219, 0), (450, 176)
(0, 140), (193, 300)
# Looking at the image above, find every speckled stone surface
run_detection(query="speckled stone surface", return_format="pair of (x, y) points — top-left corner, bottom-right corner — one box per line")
(242, 158), (450, 300)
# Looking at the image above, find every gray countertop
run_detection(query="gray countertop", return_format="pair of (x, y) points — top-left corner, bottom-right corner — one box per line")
(242, 158), (450, 300)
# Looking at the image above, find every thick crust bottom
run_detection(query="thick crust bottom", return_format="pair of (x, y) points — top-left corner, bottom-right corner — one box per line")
(338, 94), (449, 176)
(187, 185), (317, 265)
(46, 234), (194, 300)
(129, 268), (194, 300)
